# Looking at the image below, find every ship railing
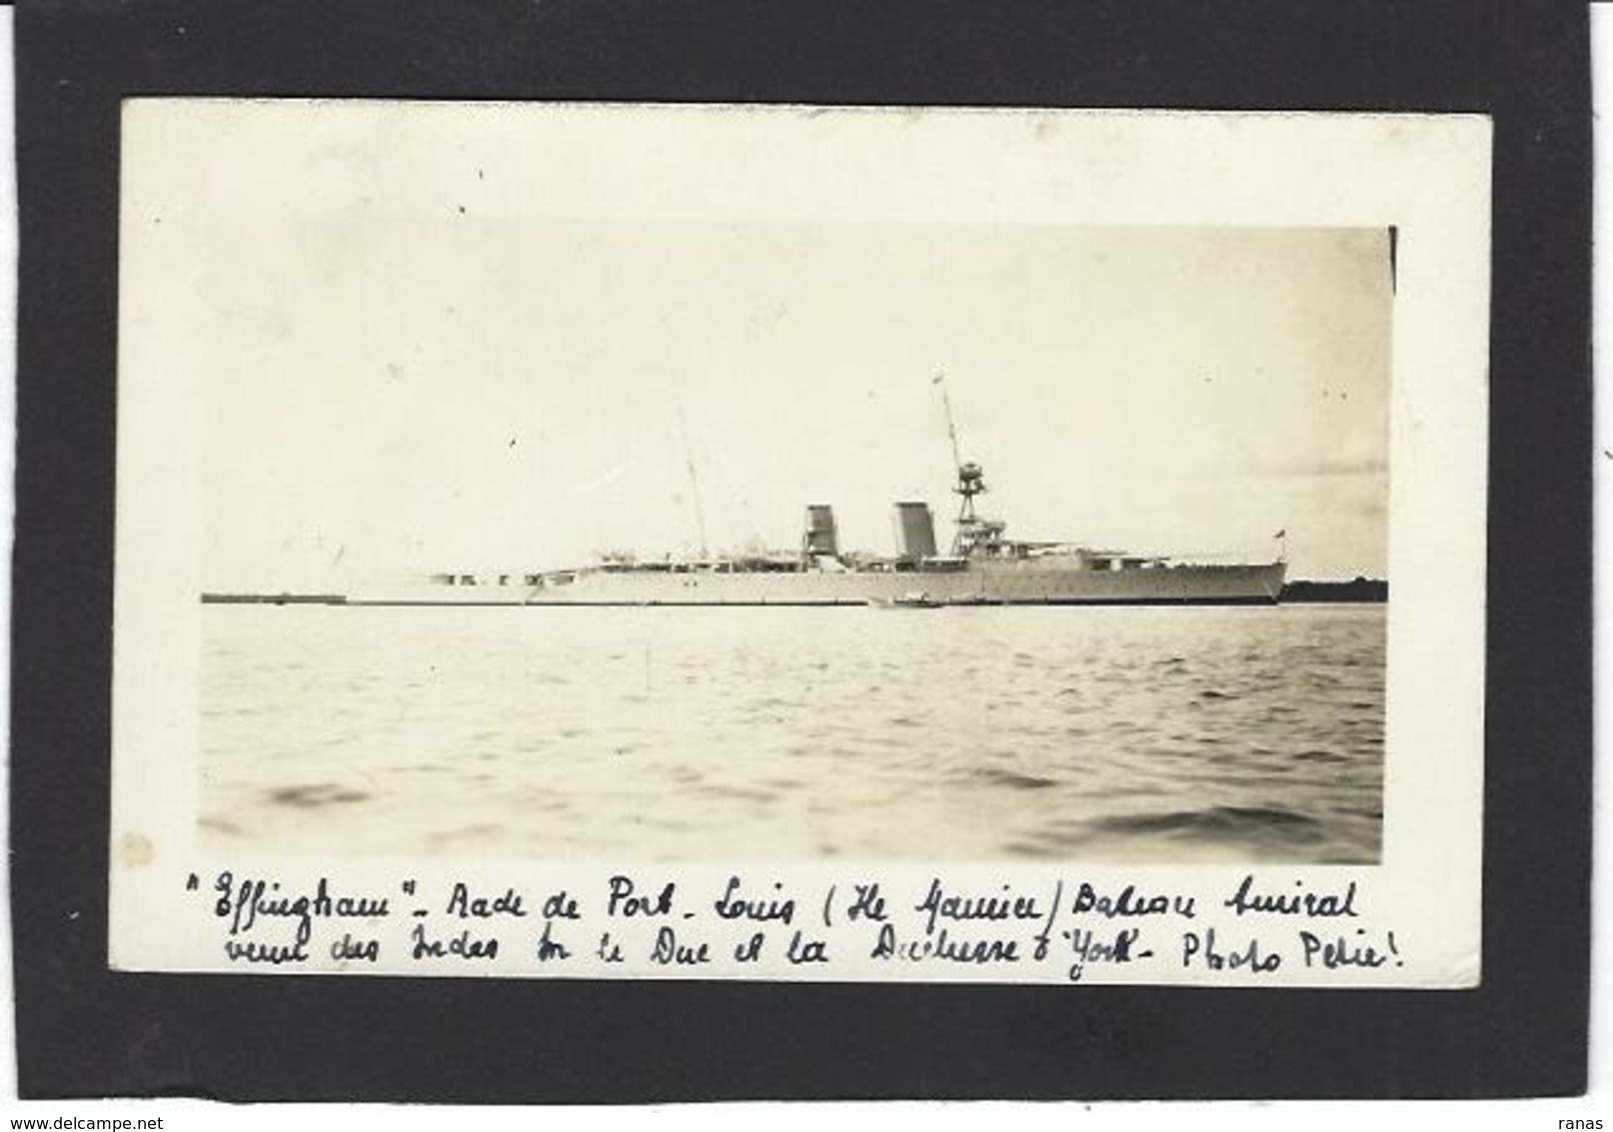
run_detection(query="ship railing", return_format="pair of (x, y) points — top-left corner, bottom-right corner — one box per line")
(1154, 551), (1274, 567)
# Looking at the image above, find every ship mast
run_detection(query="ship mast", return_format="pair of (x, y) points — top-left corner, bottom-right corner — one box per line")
(677, 406), (709, 561)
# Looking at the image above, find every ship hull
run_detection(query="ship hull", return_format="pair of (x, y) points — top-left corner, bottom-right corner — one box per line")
(346, 561), (1287, 607)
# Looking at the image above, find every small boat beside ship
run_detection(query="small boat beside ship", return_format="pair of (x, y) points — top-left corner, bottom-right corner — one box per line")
(867, 591), (944, 610)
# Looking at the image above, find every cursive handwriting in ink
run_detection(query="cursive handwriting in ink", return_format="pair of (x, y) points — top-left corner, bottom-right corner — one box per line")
(650, 926), (710, 965)
(786, 931), (829, 964)
(541, 890), (581, 919)
(713, 876), (796, 925)
(1065, 926), (1149, 982)
(446, 883), (526, 919)
(846, 883), (889, 923)
(734, 932), (766, 962)
(535, 919), (571, 962)
(1223, 875), (1357, 918)
(1181, 928), (1281, 973)
(870, 923), (1020, 965)
(606, 875), (677, 917)
(330, 932), (380, 963)
(1299, 928), (1400, 969)
(411, 923), (499, 960)
(915, 878), (1041, 935)
(1072, 882), (1196, 920)
(224, 937), (309, 964)
(213, 872), (390, 945)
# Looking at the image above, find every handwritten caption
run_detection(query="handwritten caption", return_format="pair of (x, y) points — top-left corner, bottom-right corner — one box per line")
(186, 870), (1405, 981)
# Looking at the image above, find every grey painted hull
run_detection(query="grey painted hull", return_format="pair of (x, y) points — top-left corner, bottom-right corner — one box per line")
(346, 560), (1288, 607)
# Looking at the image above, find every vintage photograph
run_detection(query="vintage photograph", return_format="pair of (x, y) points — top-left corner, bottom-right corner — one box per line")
(174, 150), (1390, 864)
(108, 101), (1488, 984)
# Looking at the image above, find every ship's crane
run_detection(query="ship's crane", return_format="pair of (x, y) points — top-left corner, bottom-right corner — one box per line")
(936, 374), (1007, 557)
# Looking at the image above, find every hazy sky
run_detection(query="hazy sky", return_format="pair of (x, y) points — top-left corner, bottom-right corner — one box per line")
(187, 217), (1389, 587)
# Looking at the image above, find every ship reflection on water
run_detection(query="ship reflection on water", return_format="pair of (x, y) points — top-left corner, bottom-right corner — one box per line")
(200, 603), (1385, 864)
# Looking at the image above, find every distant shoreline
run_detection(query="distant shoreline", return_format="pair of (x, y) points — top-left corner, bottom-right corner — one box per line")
(1278, 578), (1388, 604)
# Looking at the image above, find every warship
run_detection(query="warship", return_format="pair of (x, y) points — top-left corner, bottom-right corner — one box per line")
(341, 387), (1287, 608)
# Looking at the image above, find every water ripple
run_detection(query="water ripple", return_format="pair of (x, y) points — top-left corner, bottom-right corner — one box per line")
(202, 604), (1385, 862)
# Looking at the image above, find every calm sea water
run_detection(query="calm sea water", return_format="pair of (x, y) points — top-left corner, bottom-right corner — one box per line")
(200, 604), (1385, 863)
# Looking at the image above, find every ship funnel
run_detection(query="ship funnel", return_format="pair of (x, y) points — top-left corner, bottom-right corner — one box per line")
(892, 501), (938, 560)
(803, 505), (839, 557)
